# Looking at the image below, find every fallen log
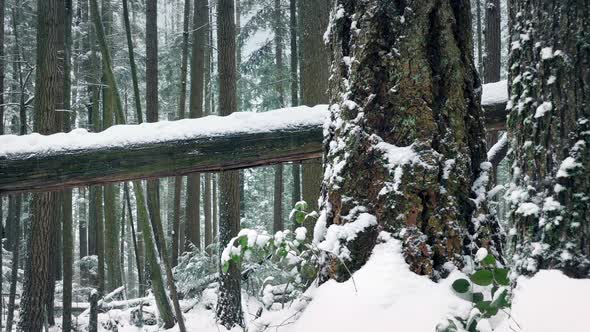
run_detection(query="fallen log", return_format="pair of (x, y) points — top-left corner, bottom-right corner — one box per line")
(0, 83), (508, 194)
(0, 107), (327, 193)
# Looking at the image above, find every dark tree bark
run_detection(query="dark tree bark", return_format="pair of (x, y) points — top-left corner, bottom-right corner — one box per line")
(186, 0), (208, 251)
(79, 188), (88, 260)
(0, 0), (4, 137)
(507, 0), (590, 278)
(101, 0), (122, 293)
(298, 0), (330, 235)
(476, 0), (483, 75)
(62, 1), (74, 329)
(172, 0), (191, 266)
(317, 0), (502, 282)
(18, 0), (63, 329)
(215, 0), (244, 328)
(123, 0), (143, 123)
(484, 0), (501, 83)
(273, 0), (285, 232)
(290, 0), (301, 211)
(6, 194), (21, 332)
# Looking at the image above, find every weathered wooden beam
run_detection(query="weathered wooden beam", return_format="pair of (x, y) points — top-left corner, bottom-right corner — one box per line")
(482, 80), (509, 131)
(0, 126), (323, 194)
(0, 85), (508, 194)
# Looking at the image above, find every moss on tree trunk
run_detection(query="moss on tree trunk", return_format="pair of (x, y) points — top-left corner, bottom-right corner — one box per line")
(318, 0), (502, 281)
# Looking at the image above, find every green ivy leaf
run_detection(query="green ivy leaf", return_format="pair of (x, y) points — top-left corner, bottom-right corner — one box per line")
(222, 261), (230, 273)
(239, 236), (248, 249)
(481, 254), (496, 267)
(277, 247), (288, 258)
(472, 292), (484, 303)
(452, 279), (470, 293)
(476, 300), (499, 318)
(494, 268), (510, 286)
(470, 269), (494, 286)
(491, 289), (510, 309)
(295, 211), (306, 224)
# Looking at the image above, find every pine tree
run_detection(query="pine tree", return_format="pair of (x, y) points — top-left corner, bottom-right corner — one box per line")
(215, 0), (244, 328)
(18, 0), (63, 329)
(298, 0), (329, 232)
(172, 0), (191, 266)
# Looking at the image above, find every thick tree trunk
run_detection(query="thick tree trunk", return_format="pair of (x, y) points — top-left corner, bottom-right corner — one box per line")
(507, 0), (590, 278)
(299, 0), (330, 217)
(317, 0), (502, 282)
(215, 0), (244, 328)
(18, 0), (63, 329)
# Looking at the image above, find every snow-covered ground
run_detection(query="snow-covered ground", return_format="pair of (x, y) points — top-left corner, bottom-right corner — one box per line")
(81, 232), (588, 332)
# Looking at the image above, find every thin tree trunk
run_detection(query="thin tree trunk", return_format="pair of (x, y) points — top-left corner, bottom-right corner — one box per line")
(89, 0), (175, 326)
(273, 0), (285, 232)
(0, 0), (5, 137)
(5, 194), (21, 332)
(186, 0), (208, 251)
(298, 0), (329, 230)
(62, 0), (74, 327)
(101, 0), (122, 293)
(123, 0), (143, 123)
(484, 0), (501, 83)
(124, 183), (142, 298)
(290, 0), (300, 212)
(79, 187), (88, 260)
(476, 0), (483, 75)
(172, 0), (191, 266)
(203, 0), (213, 255)
(216, 0), (244, 328)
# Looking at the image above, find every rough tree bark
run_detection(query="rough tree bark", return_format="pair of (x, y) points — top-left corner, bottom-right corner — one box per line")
(62, 0), (74, 330)
(186, 0), (208, 251)
(483, 0), (501, 83)
(506, 0), (590, 278)
(101, 0), (122, 293)
(290, 0), (301, 211)
(273, 0), (285, 232)
(298, 0), (330, 235)
(172, 0), (191, 266)
(18, 0), (63, 329)
(215, 0), (244, 328)
(317, 0), (502, 282)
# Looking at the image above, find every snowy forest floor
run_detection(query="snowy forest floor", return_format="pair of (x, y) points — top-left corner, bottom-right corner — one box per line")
(60, 233), (589, 332)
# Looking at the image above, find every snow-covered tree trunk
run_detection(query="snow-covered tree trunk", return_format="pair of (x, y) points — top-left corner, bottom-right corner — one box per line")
(317, 0), (502, 281)
(506, 0), (590, 278)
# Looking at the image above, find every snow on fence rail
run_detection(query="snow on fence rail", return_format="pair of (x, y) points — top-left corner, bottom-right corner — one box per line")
(0, 83), (507, 193)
